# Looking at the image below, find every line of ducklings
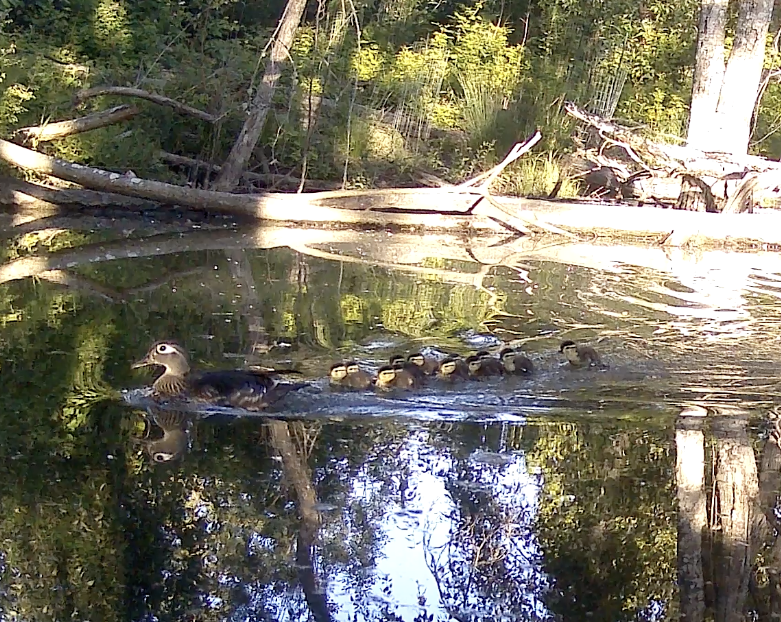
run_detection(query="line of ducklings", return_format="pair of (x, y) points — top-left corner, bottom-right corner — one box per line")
(329, 340), (602, 392)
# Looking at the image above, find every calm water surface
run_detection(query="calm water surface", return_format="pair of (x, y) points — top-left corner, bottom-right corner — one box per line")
(1, 217), (781, 621)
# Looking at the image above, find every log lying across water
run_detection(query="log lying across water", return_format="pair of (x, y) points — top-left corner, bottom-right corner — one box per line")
(3, 134), (781, 248)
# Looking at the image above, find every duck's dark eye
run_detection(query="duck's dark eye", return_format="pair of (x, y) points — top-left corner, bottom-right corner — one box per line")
(156, 344), (170, 354)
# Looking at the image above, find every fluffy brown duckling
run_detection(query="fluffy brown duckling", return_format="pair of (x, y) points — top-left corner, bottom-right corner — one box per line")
(376, 364), (419, 391)
(330, 362), (374, 390)
(407, 352), (439, 376)
(466, 353), (504, 378)
(559, 340), (604, 369)
(437, 356), (469, 382)
(133, 341), (306, 410)
(500, 348), (534, 375)
(390, 354), (427, 383)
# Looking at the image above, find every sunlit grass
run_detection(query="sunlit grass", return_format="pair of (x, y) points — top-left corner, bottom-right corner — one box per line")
(499, 153), (581, 198)
(456, 69), (503, 146)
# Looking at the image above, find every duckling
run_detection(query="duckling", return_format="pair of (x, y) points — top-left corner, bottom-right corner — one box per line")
(466, 353), (504, 378)
(407, 352), (439, 376)
(559, 340), (604, 369)
(376, 364), (418, 391)
(345, 361), (375, 389)
(133, 341), (306, 410)
(500, 348), (534, 375)
(438, 356), (469, 382)
(390, 354), (427, 383)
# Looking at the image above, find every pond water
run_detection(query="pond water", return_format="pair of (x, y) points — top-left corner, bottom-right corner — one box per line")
(1, 215), (781, 621)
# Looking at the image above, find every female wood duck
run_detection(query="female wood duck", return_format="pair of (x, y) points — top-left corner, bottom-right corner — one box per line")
(437, 356), (469, 382)
(407, 352), (439, 376)
(135, 409), (191, 463)
(559, 340), (604, 369)
(330, 362), (374, 390)
(466, 352), (504, 378)
(500, 348), (534, 375)
(133, 340), (306, 410)
(376, 364), (418, 391)
(390, 354), (427, 383)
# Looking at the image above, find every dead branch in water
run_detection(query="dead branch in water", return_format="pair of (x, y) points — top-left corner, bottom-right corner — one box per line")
(73, 86), (220, 123)
(13, 105), (140, 144)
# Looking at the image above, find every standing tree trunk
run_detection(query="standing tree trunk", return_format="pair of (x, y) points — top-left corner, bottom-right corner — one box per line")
(212, 0), (308, 192)
(687, 0), (773, 154)
(687, 0), (728, 149)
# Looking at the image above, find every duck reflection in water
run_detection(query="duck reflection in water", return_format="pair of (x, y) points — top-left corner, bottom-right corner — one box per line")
(559, 340), (605, 369)
(133, 340), (307, 410)
(134, 409), (192, 463)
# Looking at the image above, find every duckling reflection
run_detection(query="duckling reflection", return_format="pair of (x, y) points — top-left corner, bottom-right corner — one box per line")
(438, 356), (469, 382)
(559, 340), (604, 369)
(466, 352), (504, 378)
(500, 348), (534, 375)
(376, 364), (418, 391)
(135, 409), (192, 463)
(133, 340), (306, 410)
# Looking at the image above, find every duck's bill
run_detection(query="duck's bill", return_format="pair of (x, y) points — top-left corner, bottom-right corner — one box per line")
(131, 356), (151, 369)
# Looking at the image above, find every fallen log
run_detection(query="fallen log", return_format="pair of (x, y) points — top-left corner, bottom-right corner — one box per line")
(0, 134), (563, 235)
(73, 86), (220, 123)
(0, 175), (158, 210)
(12, 105), (139, 144)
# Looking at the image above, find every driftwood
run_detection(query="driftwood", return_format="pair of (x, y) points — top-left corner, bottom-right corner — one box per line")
(564, 102), (781, 213)
(12, 105), (140, 144)
(73, 86), (220, 123)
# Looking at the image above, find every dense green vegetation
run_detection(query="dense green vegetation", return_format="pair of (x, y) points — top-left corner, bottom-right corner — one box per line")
(3, 0), (779, 195)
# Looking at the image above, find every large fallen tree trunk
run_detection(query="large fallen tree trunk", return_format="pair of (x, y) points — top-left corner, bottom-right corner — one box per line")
(0, 133), (558, 235)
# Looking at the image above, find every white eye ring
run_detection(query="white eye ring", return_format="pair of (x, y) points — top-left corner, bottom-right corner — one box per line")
(156, 344), (170, 354)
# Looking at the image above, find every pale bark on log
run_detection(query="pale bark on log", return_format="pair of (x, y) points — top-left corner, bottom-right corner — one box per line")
(213, 0), (308, 191)
(13, 105), (140, 143)
(73, 86), (220, 123)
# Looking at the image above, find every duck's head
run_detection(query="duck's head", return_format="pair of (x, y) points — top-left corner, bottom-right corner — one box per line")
(407, 352), (425, 367)
(389, 354), (406, 366)
(330, 363), (348, 381)
(559, 340), (579, 362)
(465, 355), (482, 373)
(345, 361), (362, 374)
(133, 341), (190, 376)
(377, 365), (397, 385)
(499, 348), (515, 361)
(475, 350), (490, 358)
(439, 357), (459, 376)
